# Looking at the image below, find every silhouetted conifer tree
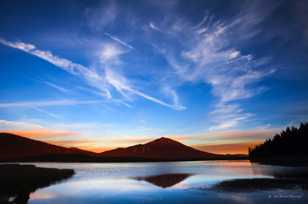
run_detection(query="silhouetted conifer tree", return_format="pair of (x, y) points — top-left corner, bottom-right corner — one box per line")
(248, 122), (308, 164)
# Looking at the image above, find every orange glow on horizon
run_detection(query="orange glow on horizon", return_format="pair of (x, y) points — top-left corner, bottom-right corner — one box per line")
(50, 138), (261, 154)
(194, 141), (262, 154)
(2, 130), (262, 154)
(4, 129), (77, 139)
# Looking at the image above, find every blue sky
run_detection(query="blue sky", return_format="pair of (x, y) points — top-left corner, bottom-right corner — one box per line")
(0, 0), (308, 153)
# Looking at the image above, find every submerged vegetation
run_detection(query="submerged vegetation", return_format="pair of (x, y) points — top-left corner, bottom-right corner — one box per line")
(249, 122), (308, 165)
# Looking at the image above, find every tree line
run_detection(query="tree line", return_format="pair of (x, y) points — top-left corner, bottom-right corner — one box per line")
(249, 122), (308, 164)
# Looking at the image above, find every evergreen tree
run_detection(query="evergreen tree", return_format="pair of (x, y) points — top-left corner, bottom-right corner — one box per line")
(249, 122), (308, 165)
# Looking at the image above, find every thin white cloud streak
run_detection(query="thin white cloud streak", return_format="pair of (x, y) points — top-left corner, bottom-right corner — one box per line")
(0, 119), (122, 141)
(44, 81), (69, 93)
(76, 86), (132, 108)
(162, 86), (186, 110)
(0, 119), (102, 131)
(105, 68), (185, 110)
(0, 119), (44, 130)
(0, 38), (183, 110)
(131, 88), (185, 111)
(209, 103), (253, 131)
(104, 33), (134, 49)
(0, 38), (87, 75)
(33, 107), (59, 119)
(99, 36), (185, 110)
(0, 119), (89, 138)
(0, 99), (100, 108)
(149, 22), (162, 32)
(0, 38), (112, 101)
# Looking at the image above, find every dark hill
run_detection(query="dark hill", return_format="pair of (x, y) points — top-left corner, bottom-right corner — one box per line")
(100, 137), (222, 161)
(0, 133), (246, 162)
(0, 132), (94, 161)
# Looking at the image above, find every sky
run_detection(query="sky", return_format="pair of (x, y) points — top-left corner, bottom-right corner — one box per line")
(1, 0), (308, 154)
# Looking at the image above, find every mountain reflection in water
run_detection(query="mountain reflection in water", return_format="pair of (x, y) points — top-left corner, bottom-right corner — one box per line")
(134, 173), (192, 188)
(26, 161), (308, 204)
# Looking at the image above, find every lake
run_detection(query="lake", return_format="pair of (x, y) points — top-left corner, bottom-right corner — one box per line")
(26, 160), (307, 204)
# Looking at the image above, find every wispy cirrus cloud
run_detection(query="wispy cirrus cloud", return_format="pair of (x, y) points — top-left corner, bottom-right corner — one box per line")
(189, 16), (274, 130)
(0, 119), (44, 130)
(104, 33), (134, 50)
(44, 81), (70, 93)
(209, 103), (253, 131)
(149, 22), (162, 32)
(32, 107), (59, 119)
(162, 86), (186, 110)
(105, 68), (185, 110)
(101, 35), (185, 110)
(0, 119), (78, 140)
(150, 2), (278, 129)
(0, 119), (111, 139)
(0, 38), (88, 75)
(0, 99), (100, 108)
(0, 37), (112, 100)
(0, 38), (184, 111)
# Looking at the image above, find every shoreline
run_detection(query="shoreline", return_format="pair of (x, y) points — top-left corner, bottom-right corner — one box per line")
(0, 164), (74, 204)
(0, 155), (248, 163)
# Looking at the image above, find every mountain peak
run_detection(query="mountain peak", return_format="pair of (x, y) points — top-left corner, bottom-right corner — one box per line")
(101, 136), (218, 160)
(0, 132), (246, 162)
(147, 137), (180, 145)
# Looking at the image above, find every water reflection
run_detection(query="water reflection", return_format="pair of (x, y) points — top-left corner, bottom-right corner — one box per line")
(27, 161), (308, 204)
(213, 163), (308, 192)
(251, 163), (308, 178)
(214, 178), (308, 192)
(134, 173), (192, 188)
(0, 164), (74, 204)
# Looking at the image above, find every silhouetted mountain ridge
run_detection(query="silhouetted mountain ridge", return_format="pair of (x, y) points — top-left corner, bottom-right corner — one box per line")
(0, 132), (246, 162)
(0, 133), (93, 161)
(100, 137), (221, 160)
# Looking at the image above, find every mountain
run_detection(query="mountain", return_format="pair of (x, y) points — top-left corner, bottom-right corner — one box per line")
(0, 132), (95, 161)
(0, 132), (246, 162)
(100, 137), (221, 161)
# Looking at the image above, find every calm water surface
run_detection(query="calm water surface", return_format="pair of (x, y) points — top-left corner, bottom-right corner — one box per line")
(26, 161), (307, 204)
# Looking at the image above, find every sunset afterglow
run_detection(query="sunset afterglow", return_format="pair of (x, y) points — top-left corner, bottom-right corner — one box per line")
(1, 0), (308, 154)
